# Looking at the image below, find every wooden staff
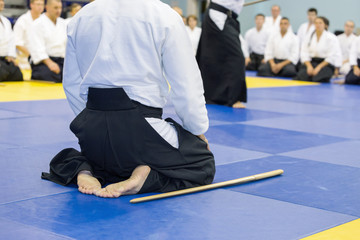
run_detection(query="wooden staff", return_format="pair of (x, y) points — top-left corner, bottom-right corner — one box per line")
(130, 169), (284, 204)
(244, 0), (268, 7)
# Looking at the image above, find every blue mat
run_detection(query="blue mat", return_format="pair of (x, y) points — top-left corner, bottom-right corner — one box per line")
(1, 81), (360, 239)
(280, 140), (360, 168)
(243, 115), (360, 139)
(0, 189), (355, 240)
(215, 156), (360, 217)
(206, 123), (346, 154)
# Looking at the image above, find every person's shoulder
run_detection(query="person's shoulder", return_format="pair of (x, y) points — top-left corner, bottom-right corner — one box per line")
(298, 22), (307, 30)
(326, 31), (337, 39)
(148, 0), (183, 23)
(288, 31), (299, 42)
(64, 17), (72, 24)
(15, 11), (30, 24)
(337, 33), (346, 39)
(265, 16), (272, 21)
(354, 36), (360, 44)
(261, 27), (271, 37)
(326, 31), (340, 45)
(146, 1), (185, 30)
(287, 29), (297, 37)
(350, 33), (357, 40)
(87, 0), (181, 27)
(246, 27), (255, 34)
(266, 30), (277, 39)
(33, 13), (46, 24)
(0, 15), (11, 25)
(261, 27), (270, 33)
(57, 17), (67, 25)
(267, 31), (277, 40)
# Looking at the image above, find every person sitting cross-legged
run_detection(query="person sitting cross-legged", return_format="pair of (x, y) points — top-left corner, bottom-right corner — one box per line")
(257, 17), (299, 78)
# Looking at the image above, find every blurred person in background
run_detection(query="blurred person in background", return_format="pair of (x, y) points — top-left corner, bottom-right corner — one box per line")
(186, 15), (201, 54)
(245, 13), (270, 71)
(257, 17), (299, 78)
(337, 21), (356, 76)
(0, 0), (23, 82)
(14, 0), (45, 70)
(65, 3), (82, 25)
(197, 0), (247, 108)
(29, 0), (66, 82)
(295, 17), (340, 83)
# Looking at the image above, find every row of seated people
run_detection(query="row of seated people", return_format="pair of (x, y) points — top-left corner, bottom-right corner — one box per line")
(0, 0), (81, 83)
(176, 5), (360, 85)
(1, 2), (360, 85)
(242, 7), (360, 85)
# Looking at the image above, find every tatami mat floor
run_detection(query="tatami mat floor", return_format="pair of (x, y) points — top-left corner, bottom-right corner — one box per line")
(0, 73), (359, 239)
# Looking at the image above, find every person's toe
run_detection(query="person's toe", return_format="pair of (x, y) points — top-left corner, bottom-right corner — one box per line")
(95, 188), (108, 198)
(78, 186), (86, 193)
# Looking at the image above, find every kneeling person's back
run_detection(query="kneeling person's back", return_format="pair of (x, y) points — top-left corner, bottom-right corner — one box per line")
(42, 0), (215, 198)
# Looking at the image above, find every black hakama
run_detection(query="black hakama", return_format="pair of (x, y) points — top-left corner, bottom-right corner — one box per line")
(196, 2), (247, 106)
(31, 57), (64, 83)
(257, 59), (297, 78)
(0, 57), (23, 82)
(345, 59), (360, 85)
(295, 58), (334, 83)
(42, 88), (215, 193)
(246, 52), (264, 71)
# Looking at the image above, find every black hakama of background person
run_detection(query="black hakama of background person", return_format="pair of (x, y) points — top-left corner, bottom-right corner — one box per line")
(257, 59), (297, 77)
(246, 52), (264, 71)
(345, 59), (360, 85)
(196, 2), (247, 106)
(295, 58), (334, 83)
(31, 57), (64, 83)
(0, 57), (23, 82)
(42, 88), (216, 193)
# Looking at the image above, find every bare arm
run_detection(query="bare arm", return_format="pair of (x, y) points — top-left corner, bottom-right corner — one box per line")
(43, 58), (60, 74)
(16, 45), (30, 57)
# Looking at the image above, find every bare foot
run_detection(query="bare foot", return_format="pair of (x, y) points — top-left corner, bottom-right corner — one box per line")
(77, 170), (101, 195)
(232, 101), (246, 108)
(95, 165), (151, 198)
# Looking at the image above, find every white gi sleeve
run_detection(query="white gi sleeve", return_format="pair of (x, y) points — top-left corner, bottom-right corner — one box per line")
(29, 21), (49, 64)
(162, 18), (209, 135)
(289, 35), (300, 65)
(349, 38), (360, 66)
(239, 35), (249, 58)
(13, 18), (26, 47)
(264, 35), (274, 62)
(326, 36), (342, 66)
(244, 29), (252, 54)
(7, 26), (17, 58)
(63, 28), (85, 116)
(300, 36), (311, 63)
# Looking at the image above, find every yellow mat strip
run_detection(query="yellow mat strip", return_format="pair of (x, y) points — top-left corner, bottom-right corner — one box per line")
(301, 219), (360, 240)
(0, 81), (66, 102)
(246, 76), (319, 88)
(0, 72), (319, 102)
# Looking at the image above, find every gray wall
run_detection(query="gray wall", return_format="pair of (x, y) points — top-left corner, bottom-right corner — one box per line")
(161, 0), (189, 15)
(239, 0), (360, 35)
